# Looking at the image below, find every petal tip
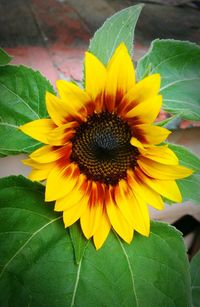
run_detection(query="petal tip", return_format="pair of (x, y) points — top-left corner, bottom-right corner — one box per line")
(130, 137), (144, 149)
(19, 123), (33, 137)
(83, 231), (92, 240)
(45, 91), (56, 103)
(18, 123), (27, 133)
(45, 191), (55, 202)
(94, 239), (103, 250)
(185, 167), (194, 177)
(118, 41), (128, 51)
(55, 79), (63, 88)
(85, 51), (98, 63)
(177, 195), (183, 204)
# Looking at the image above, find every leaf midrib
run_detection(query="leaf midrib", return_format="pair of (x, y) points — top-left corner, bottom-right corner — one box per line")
(70, 258), (82, 307)
(0, 215), (62, 279)
(116, 235), (139, 307)
(107, 7), (140, 62)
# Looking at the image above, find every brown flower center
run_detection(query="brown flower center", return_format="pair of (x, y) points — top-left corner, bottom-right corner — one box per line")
(70, 112), (138, 185)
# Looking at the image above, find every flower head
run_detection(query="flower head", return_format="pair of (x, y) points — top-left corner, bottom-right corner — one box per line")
(20, 43), (193, 249)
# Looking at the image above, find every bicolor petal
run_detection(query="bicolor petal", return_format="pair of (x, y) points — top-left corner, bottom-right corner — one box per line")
(45, 162), (79, 201)
(133, 124), (171, 145)
(85, 51), (107, 104)
(105, 43), (135, 112)
(106, 186), (134, 243)
(19, 119), (56, 144)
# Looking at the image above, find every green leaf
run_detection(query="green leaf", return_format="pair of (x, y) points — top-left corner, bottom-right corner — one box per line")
(0, 48), (12, 66)
(168, 144), (200, 172)
(190, 251), (200, 307)
(69, 222), (89, 265)
(168, 143), (200, 204)
(0, 176), (191, 307)
(89, 4), (143, 65)
(137, 40), (200, 121)
(177, 174), (200, 204)
(155, 115), (180, 129)
(0, 65), (55, 157)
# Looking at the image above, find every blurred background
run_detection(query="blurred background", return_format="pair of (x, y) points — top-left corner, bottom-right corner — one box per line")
(0, 0), (200, 255)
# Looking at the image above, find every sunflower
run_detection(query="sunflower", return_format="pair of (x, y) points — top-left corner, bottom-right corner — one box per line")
(20, 43), (193, 249)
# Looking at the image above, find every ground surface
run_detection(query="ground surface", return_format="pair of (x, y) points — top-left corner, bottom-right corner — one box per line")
(1, 0), (200, 82)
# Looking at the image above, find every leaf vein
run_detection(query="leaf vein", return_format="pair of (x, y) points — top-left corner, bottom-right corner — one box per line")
(0, 122), (18, 128)
(0, 82), (40, 119)
(150, 50), (194, 74)
(108, 11), (136, 62)
(139, 277), (176, 306)
(160, 77), (200, 91)
(70, 258), (82, 307)
(0, 216), (62, 279)
(116, 235), (139, 307)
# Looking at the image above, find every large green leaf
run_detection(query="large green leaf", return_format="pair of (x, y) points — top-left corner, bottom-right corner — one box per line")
(89, 4), (143, 65)
(137, 40), (200, 121)
(0, 176), (191, 307)
(168, 143), (200, 204)
(0, 48), (12, 66)
(0, 65), (55, 157)
(190, 251), (200, 307)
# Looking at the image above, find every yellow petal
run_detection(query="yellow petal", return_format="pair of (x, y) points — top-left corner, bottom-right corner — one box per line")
(138, 157), (193, 180)
(136, 168), (182, 203)
(19, 119), (56, 144)
(85, 51), (107, 102)
(55, 190), (83, 212)
(127, 171), (164, 210)
(106, 187), (133, 243)
(56, 80), (89, 119)
(130, 137), (144, 149)
(93, 213), (111, 250)
(134, 124), (171, 145)
(121, 73), (161, 110)
(131, 191), (150, 236)
(45, 163), (78, 201)
(81, 204), (103, 239)
(46, 92), (71, 126)
(30, 144), (71, 163)
(56, 80), (90, 102)
(114, 180), (135, 225)
(47, 123), (76, 146)
(46, 81), (90, 126)
(80, 182), (105, 239)
(22, 158), (53, 170)
(55, 174), (87, 211)
(105, 43), (135, 112)
(22, 158), (40, 169)
(22, 158), (54, 181)
(28, 169), (50, 181)
(139, 145), (179, 165)
(63, 198), (88, 228)
(125, 95), (162, 124)
(115, 180), (150, 236)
